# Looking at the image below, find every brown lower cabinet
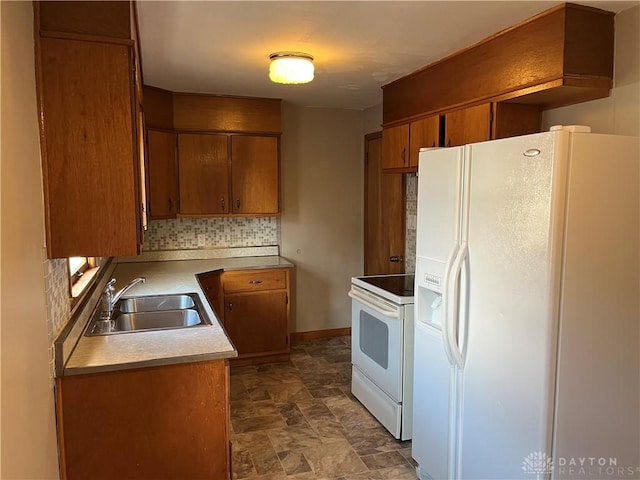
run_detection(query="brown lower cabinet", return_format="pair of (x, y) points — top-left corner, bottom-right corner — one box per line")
(225, 290), (289, 356)
(56, 360), (231, 480)
(200, 268), (291, 365)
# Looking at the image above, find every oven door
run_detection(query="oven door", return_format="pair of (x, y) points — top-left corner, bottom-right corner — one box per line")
(349, 285), (404, 402)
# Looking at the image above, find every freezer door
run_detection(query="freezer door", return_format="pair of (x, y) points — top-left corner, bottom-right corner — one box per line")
(416, 147), (465, 293)
(413, 284), (453, 480)
(458, 132), (562, 479)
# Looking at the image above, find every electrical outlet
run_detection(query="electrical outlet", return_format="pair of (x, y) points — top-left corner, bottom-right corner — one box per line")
(197, 234), (206, 247)
(407, 214), (417, 230)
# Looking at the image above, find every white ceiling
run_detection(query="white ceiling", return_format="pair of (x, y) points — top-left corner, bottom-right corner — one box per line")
(137, 1), (638, 110)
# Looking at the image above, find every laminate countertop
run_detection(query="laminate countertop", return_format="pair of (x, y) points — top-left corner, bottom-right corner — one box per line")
(63, 256), (293, 376)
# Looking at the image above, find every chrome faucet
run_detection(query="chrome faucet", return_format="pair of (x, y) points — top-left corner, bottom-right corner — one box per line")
(100, 277), (146, 321)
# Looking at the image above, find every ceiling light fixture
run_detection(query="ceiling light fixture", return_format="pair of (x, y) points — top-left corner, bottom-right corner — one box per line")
(269, 52), (314, 84)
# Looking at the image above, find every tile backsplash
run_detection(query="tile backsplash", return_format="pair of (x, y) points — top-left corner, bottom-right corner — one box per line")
(143, 217), (280, 251)
(44, 256), (71, 343)
(45, 255), (110, 342)
(405, 173), (417, 274)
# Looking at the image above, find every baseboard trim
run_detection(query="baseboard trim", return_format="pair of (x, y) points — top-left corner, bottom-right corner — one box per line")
(290, 327), (351, 343)
(230, 353), (290, 367)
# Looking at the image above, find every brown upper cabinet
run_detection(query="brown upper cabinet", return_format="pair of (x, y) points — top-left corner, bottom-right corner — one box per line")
(177, 133), (280, 216)
(383, 103), (541, 172)
(146, 130), (179, 219)
(178, 134), (230, 215)
(382, 115), (439, 172)
(444, 102), (542, 147)
(409, 116), (440, 166)
(36, 0), (132, 39)
(231, 135), (280, 215)
(381, 124), (409, 170)
(143, 87), (282, 217)
(381, 3), (614, 166)
(444, 104), (492, 147)
(173, 94), (281, 133)
(34, 1), (143, 258)
(383, 3), (614, 125)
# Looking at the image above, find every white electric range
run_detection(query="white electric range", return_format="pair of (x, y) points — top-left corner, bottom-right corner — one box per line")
(348, 274), (415, 441)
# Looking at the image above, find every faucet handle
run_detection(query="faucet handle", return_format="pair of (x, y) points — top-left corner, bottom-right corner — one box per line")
(105, 278), (116, 291)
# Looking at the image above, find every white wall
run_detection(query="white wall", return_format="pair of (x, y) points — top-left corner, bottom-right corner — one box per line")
(543, 5), (639, 135)
(280, 104), (364, 333)
(362, 104), (383, 136)
(0, 2), (60, 478)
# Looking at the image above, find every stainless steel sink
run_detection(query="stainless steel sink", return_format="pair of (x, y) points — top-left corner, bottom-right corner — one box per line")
(116, 294), (195, 313)
(114, 309), (202, 331)
(86, 292), (210, 336)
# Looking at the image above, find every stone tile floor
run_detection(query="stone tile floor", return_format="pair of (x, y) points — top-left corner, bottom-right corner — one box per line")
(229, 336), (418, 480)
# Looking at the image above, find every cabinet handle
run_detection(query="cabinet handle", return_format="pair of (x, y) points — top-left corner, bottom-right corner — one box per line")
(401, 147), (406, 164)
(168, 197), (173, 212)
(236, 199), (240, 210)
(447, 139), (452, 147)
(228, 302), (233, 312)
(432, 141), (436, 147)
(249, 280), (263, 284)
(221, 197), (225, 211)
(390, 256), (404, 263)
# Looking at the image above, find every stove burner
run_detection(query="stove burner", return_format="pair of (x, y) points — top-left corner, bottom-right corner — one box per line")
(357, 274), (415, 297)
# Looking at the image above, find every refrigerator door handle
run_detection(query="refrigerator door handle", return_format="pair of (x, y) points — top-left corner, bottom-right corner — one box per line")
(442, 243), (459, 366)
(459, 243), (470, 361)
(446, 242), (468, 369)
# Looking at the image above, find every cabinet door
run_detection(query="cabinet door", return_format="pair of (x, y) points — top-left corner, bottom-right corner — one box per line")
(231, 135), (279, 214)
(409, 115), (440, 167)
(225, 291), (289, 356)
(382, 124), (410, 170)
(147, 130), (178, 219)
(492, 103), (541, 139)
(56, 361), (230, 480)
(444, 103), (492, 147)
(37, 37), (139, 258)
(178, 133), (229, 215)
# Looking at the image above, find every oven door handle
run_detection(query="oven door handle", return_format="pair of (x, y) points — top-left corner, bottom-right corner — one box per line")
(348, 289), (400, 319)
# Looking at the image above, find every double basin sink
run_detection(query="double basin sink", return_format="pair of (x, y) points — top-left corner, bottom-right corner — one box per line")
(86, 293), (210, 336)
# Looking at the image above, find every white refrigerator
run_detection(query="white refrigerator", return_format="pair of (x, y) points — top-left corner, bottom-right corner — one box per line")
(412, 126), (639, 480)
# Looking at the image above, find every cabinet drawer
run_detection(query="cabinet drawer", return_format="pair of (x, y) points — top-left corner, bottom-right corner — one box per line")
(223, 268), (287, 293)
